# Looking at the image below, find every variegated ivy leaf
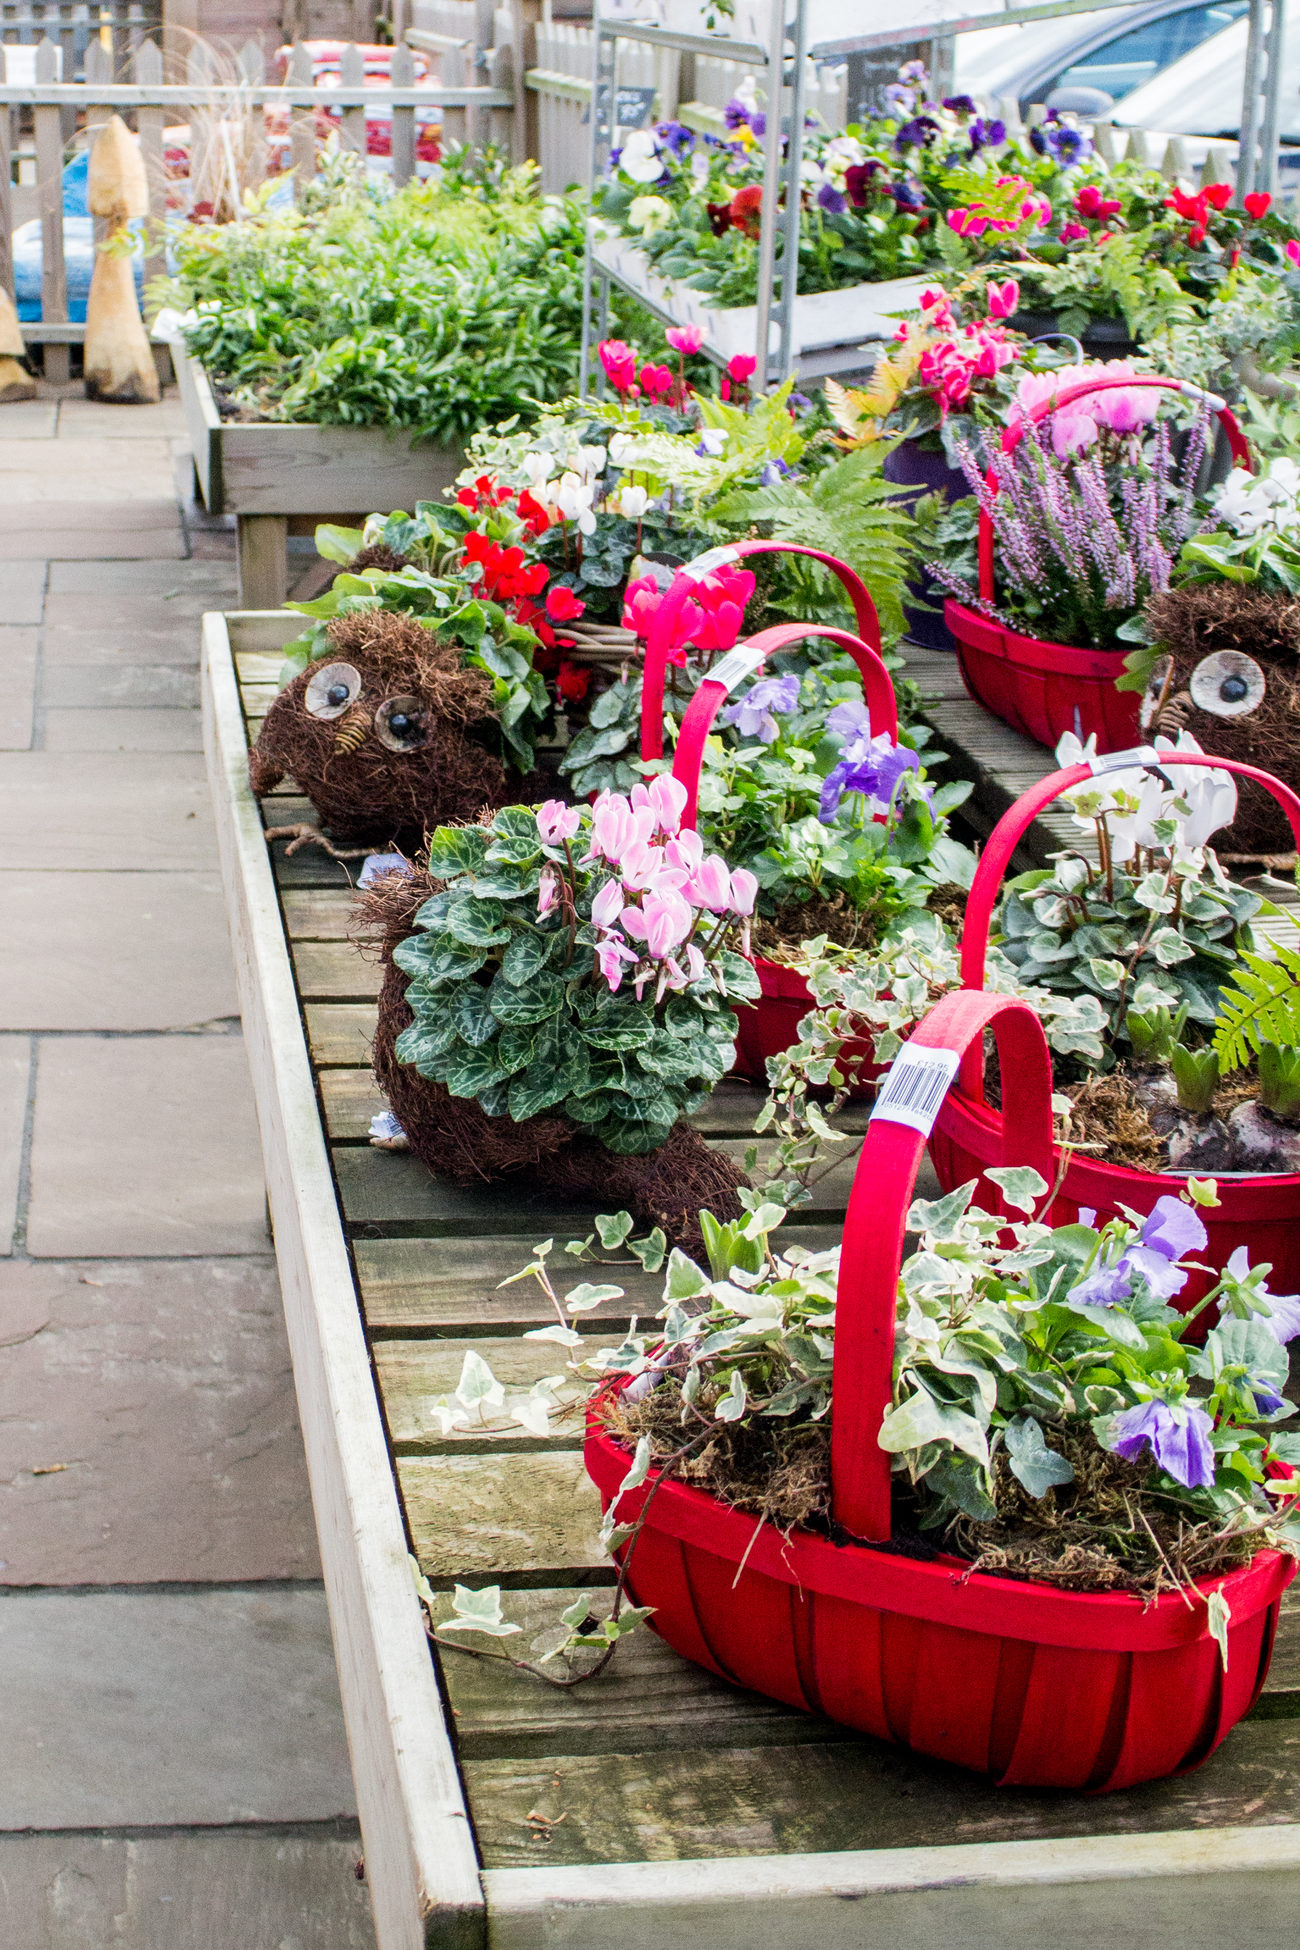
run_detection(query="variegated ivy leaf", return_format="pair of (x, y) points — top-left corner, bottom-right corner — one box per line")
(507, 1393), (553, 1437)
(1205, 1587), (1232, 1672)
(454, 1349), (505, 1412)
(664, 1248), (710, 1301)
(985, 1165), (1049, 1215)
(714, 1369), (749, 1422)
(563, 1282), (624, 1314)
(878, 1387), (990, 1467)
(439, 1584), (522, 1637)
(523, 1324), (584, 1346)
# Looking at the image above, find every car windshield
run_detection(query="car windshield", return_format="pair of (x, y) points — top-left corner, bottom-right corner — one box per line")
(1046, 0), (1249, 104)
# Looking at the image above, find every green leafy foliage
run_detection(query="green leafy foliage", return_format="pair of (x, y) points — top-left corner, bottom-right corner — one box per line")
(392, 803), (755, 1155)
(1215, 941), (1300, 1070)
(153, 162), (593, 440)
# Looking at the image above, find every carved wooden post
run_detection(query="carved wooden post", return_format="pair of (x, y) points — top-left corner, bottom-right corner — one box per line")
(84, 114), (160, 402)
(391, 41), (416, 187)
(289, 42), (317, 198)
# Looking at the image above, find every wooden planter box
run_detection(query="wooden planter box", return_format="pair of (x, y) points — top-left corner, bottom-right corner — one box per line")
(175, 342), (463, 609)
(592, 232), (929, 373)
(204, 606), (1300, 1950)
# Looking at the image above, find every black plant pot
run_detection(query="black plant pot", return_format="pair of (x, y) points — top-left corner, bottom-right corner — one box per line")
(884, 437), (967, 652)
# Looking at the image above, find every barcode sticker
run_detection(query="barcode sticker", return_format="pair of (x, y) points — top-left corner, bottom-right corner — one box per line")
(1087, 745), (1159, 776)
(683, 545), (741, 581)
(871, 1045), (961, 1137)
(705, 644), (768, 696)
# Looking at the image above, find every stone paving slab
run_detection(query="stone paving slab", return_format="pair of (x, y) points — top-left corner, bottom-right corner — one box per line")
(0, 753), (217, 870)
(0, 628), (37, 750)
(0, 1037), (29, 1257)
(0, 1827), (376, 1950)
(0, 563), (48, 627)
(0, 1257), (320, 1584)
(41, 627), (205, 669)
(47, 561), (237, 596)
(56, 399), (188, 438)
(41, 664), (200, 710)
(0, 871), (238, 1029)
(0, 401), (59, 438)
(0, 1587), (356, 1827)
(0, 438), (178, 478)
(0, 530), (187, 563)
(27, 1034), (269, 1257)
(41, 710), (202, 753)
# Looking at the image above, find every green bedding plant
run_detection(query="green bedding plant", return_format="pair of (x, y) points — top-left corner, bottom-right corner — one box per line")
(152, 155), (591, 440)
(392, 787), (761, 1155)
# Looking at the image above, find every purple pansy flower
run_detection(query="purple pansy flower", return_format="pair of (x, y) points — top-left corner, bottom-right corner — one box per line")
(656, 120), (695, 155)
(722, 673), (800, 744)
(759, 458), (792, 486)
(968, 116), (1006, 154)
(1252, 1380), (1287, 1415)
(942, 94), (978, 115)
(1109, 1397), (1217, 1489)
(894, 115), (940, 153)
(723, 95), (751, 129)
(1226, 1245), (1300, 1342)
(819, 736), (920, 821)
(750, 111), (767, 137)
(825, 698), (872, 742)
(1030, 114), (1092, 167)
(818, 182), (847, 214)
(884, 82), (916, 114)
(1067, 1259), (1136, 1309)
(1140, 1196), (1209, 1264)
(891, 176), (926, 210)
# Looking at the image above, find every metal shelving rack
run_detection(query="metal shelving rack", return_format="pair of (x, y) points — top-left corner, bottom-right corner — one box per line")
(577, 0), (1292, 399)
(578, 0), (810, 394)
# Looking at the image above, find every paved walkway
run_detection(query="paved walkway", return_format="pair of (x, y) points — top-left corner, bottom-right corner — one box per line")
(0, 385), (376, 1946)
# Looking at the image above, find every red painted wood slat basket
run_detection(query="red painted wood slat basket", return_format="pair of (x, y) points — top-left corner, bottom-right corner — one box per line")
(932, 750), (1300, 1306)
(954, 376), (1251, 754)
(640, 541), (895, 1086)
(585, 990), (1294, 1789)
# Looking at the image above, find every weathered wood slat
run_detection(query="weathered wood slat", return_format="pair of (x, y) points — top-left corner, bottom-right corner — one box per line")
(293, 941), (384, 1000)
(282, 888), (356, 939)
(400, 1452), (607, 1585)
(306, 1003), (376, 1066)
(468, 1717), (1300, 1874)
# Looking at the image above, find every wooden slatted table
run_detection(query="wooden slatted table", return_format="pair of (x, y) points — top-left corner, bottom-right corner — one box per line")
(204, 609), (1300, 1950)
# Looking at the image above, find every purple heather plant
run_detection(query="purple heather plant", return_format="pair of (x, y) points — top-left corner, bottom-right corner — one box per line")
(929, 405), (1211, 648)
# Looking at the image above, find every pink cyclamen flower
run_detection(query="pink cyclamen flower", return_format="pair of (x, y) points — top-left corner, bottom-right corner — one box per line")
(640, 888), (693, 958)
(591, 878), (625, 930)
(1287, 240), (1300, 268)
(632, 772), (688, 836)
(621, 575), (663, 639)
(1091, 386), (1159, 435)
(537, 870), (560, 918)
(986, 278), (1019, 319)
(664, 829), (704, 874)
(536, 798), (581, 846)
(947, 206), (988, 238)
(689, 853), (733, 913)
(727, 353), (757, 382)
(1059, 220), (1088, 243)
(1050, 407), (1099, 458)
(684, 942), (707, 983)
(666, 324), (705, 356)
(598, 339), (638, 395)
(595, 935), (637, 992)
(728, 867), (758, 916)
(584, 791), (652, 865)
(639, 362), (674, 401)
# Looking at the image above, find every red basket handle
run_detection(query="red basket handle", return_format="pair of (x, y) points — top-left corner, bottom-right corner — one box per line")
(640, 540), (883, 763)
(978, 378), (1252, 604)
(959, 749), (1300, 1099)
(832, 990), (1056, 1543)
(668, 622), (899, 831)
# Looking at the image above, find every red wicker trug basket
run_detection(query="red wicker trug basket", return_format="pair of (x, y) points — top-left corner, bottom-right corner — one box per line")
(586, 989), (1295, 1791)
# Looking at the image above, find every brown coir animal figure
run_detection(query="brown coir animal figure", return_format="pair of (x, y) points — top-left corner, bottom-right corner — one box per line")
(248, 609), (509, 847)
(1140, 583), (1300, 857)
(358, 864), (747, 1257)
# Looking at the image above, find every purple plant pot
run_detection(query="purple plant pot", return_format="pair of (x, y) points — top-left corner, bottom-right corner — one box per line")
(885, 438), (967, 652)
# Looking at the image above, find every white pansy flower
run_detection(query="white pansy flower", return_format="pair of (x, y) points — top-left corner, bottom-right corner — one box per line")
(628, 193), (673, 236)
(619, 128), (665, 184)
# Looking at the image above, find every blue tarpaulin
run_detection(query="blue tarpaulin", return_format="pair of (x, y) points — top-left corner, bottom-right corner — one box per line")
(15, 153), (144, 322)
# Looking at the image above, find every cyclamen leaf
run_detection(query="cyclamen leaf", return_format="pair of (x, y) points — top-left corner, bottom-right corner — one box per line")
(425, 826), (490, 879)
(393, 1014), (458, 1068)
(394, 935), (489, 987)
(502, 928), (557, 984)
(451, 982), (500, 1048)
(488, 969), (568, 1024)
(444, 897), (511, 948)
(444, 1042), (509, 1099)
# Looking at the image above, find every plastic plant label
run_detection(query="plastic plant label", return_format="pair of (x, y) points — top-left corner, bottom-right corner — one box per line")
(1087, 746), (1160, 776)
(705, 644), (768, 696)
(683, 545), (742, 580)
(870, 1045), (961, 1136)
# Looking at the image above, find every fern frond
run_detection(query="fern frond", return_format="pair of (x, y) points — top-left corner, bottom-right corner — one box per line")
(1214, 941), (1300, 1069)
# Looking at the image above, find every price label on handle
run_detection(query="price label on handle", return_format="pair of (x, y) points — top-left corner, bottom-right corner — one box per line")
(870, 1045), (961, 1137)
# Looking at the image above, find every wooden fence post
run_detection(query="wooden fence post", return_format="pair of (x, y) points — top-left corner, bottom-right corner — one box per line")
(34, 36), (69, 382)
(441, 39), (468, 150)
(0, 46), (12, 306)
(241, 37), (268, 191)
(391, 40), (416, 184)
(340, 40), (368, 155)
(289, 41), (317, 197)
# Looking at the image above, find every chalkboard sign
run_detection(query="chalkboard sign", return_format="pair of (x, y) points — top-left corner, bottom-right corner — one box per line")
(586, 82), (660, 128)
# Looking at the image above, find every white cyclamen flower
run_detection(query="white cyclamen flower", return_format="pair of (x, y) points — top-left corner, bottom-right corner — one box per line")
(616, 483), (650, 520)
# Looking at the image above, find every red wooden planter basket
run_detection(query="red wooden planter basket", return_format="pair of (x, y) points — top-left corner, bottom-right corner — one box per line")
(932, 750), (1300, 1305)
(640, 540), (896, 1084)
(950, 376), (1251, 754)
(585, 990), (1294, 1790)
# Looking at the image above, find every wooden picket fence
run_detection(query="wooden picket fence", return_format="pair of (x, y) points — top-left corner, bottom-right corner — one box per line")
(1, 0), (158, 82)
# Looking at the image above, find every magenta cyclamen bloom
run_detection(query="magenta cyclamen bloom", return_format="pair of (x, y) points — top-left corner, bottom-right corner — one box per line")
(665, 324), (705, 356)
(1109, 1397), (1216, 1489)
(536, 799), (582, 846)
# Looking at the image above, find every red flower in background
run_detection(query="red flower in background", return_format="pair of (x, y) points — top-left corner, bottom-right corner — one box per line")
(1074, 184), (1121, 220)
(516, 488), (553, 536)
(545, 585), (586, 623)
(730, 184), (763, 238)
(556, 661), (591, 703)
(457, 474), (512, 513)
(463, 530), (548, 603)
(1244, 190), (1273, 219)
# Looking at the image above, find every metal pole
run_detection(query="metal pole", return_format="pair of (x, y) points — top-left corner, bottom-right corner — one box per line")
(1259, 0), (1287, 197)
(579, 5), (616, 398)
(752, 0), (786, 385)
(775, 0), (808, 385)
(1236, 0), (1267, 202)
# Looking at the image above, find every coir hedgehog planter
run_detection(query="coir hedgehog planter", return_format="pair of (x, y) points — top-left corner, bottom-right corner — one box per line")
(638, 539), (895, 1086)
(248, 609), (513, 848)
(1138, 582), (1300, 858)
(585, 990), (1297, 1791)
(358, 785), (762, 1253)
(931, 749), (1300, 1305)
(945, 376), (1251, 754)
